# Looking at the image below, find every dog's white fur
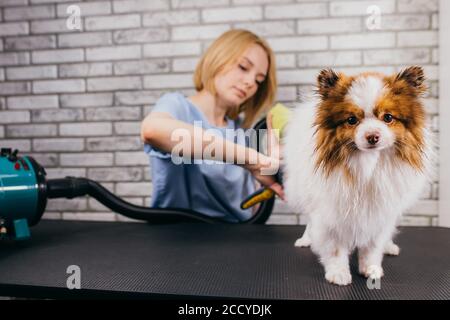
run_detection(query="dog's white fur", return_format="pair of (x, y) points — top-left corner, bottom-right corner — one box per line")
(283, 78), (433, 286)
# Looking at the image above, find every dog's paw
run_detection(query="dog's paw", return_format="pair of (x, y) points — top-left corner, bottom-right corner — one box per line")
(384, 242), (400, 256)
(325, 267), (352, 286)
(294, 236), (311, 248)
(363, 265), (384, 279)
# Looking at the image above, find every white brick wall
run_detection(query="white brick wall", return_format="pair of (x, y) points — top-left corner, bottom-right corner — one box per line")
(4, 5), (55, 21)
(32, 48), (84, 64)
(60, 153), (114, 167)
(142, 10), (199, 26)
(5, 35), (56, 50)
(31, 109), (83, 122)
(59, 62), (112, 78)
(33, 138), (84, 152)
(202, 7), (262, 22)
(59, 122), (113, 136)
(85, 14), (140, 31)
(0, 82), (31, 95)
(143, 42), (201, 57)
(6, 124), (57, 137)
(0, 0), (441, 226)
(56, 2), (112, 18)
(296, 18), (362, 35)
(31, 19), (82, 34)
(172, 24), (230, 41)
(85, 106), (141, 121)
(58, 32), (113, 48)
(330, 0), (395, 16)
(330, 33), (396, 49)
(114, 59), (169, 75)
(265, 3), (327, 19)
(88, 167), (143, 182)
(113, 28), (169, 44)
(87, 76), (141, 91)
(0, 52), (30, 65)
(0, 22), (29, 36)
(60, 93), (113, 108)
(7, 95), (59, 110)
(0, 111), (30, 124)
(112, 0), (169, 13)
(6, 65), (57, 80)
(86, 45), (141, 61)
(33, 79), (85, 93)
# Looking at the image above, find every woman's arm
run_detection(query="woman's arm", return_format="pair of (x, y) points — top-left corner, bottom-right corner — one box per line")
(141, 111), (285, 199)
(141, 111), (259, 166)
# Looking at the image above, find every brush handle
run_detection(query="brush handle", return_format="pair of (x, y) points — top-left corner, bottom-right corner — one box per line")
(240, 187), (275, 210)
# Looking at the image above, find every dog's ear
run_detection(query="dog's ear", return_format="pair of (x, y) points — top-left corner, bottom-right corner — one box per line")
(317, 68), (340, 98)
(394, 66), (426, 95)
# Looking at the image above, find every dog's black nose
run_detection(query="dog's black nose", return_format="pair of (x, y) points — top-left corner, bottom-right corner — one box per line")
(366, 133), (380, 145)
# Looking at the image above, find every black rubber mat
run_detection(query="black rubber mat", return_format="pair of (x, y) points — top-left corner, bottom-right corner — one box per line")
(0, 220), (449, 299)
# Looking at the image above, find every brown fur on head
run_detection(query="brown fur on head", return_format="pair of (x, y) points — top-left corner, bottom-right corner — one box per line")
(313, 66), (427, 179)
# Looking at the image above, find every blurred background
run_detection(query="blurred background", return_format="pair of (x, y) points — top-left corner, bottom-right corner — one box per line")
(0, 0), (445, 226)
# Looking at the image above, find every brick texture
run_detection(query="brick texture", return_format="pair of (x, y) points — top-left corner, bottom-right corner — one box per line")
(0, 0), (440, 225)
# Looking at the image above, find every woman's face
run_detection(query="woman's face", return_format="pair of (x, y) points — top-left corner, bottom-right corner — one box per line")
(214, 44), (269, 108)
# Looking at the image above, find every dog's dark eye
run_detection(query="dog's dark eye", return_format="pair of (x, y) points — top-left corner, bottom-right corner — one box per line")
(347, 116), (358, 125)
(383, 114), (393, 123)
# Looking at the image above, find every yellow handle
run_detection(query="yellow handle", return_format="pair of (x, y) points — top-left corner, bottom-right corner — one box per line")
(240, 188), (275, 210)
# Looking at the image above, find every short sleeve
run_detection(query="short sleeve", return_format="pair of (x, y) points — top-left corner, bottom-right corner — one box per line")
(151, 92), (188, 121)
(144, 92), (189, 159)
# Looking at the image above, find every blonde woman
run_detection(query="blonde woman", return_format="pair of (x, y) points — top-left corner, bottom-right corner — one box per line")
(141, 29), (284, 222)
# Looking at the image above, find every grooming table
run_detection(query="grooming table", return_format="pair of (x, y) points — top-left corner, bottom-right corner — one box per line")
(0, 220), (449, 300)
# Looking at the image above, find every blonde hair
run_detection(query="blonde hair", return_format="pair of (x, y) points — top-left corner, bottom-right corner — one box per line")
(193, 29), (277, 129)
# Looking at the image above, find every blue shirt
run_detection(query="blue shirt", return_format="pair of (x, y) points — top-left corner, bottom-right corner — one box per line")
(144, 92), (256, 222)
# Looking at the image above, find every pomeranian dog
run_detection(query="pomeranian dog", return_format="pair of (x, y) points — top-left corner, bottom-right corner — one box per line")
(283, 66), (433, 286)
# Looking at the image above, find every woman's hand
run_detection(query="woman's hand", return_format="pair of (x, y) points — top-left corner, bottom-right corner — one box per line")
(244, 153), (285, 201)
(241, 112), (286, 201)
(258, 112), (285, 200)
